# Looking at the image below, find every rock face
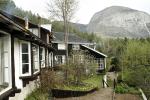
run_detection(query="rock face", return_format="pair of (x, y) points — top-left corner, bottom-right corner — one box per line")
(87, 6), (150, 38)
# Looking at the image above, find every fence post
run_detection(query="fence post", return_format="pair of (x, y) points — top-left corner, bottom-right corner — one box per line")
(112, 79), (116, 100)
(103, 75), (107, 88)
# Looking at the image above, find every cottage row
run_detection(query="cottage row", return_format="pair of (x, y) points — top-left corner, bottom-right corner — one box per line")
(0, 11), (107, 100)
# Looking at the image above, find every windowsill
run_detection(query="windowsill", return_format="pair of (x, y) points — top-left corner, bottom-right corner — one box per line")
(41, 67), (46, 69)
(33, 70), (40, 75)
(0, 86), (12, 96)
(19, 72), (40, 79)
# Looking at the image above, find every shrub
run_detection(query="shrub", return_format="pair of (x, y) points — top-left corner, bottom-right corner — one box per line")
(115, 85), (128, 94)
(115, 83), (140, 94)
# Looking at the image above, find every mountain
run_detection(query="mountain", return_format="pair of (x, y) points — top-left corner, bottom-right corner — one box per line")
(87, 6), (150, 38)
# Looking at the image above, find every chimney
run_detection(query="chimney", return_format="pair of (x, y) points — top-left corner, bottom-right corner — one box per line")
(25, 17), (29, 29)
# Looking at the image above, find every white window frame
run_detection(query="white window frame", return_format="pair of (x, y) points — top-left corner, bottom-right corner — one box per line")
(29, 28), (39, 37)
(32, 44), (40, 74)
(55, 55), (65, 65)
(40, 47), (45, 68)
(20, 41), (31, 76)
(47, 34), (49, 43)
(58, 43), (65, 50)
(49, 52), (53, 67)
(0, 34), (12, 95)
(72, 44), (80, 50)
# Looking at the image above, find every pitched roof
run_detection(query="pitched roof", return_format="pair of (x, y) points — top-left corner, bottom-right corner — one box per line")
(0, 10), (53, 50)
(52, 32), (93, 45)
(81, 45), (107, 57)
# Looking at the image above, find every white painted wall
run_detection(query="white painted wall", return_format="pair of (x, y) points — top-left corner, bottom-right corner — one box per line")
(58, 43), (65, 50)
(9, 79), (38, 100)
(0, 34), (12, 96)
(14, 38), (23, 89)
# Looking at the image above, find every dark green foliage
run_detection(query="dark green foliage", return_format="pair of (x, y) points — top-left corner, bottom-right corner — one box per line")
(115, 83), (140, 94)
(0, 0), (51, 24)
(110, 57), (121, 71)
(107, 38), (150, 97)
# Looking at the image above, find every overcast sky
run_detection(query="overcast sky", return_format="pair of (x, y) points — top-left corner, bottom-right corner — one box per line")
(13, 0), (150, 24)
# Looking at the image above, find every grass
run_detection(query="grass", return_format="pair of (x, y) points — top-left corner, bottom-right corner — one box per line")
(83, 74), (103, 89)
(25, 88), (49, 100)
(56, 74), (103, 91)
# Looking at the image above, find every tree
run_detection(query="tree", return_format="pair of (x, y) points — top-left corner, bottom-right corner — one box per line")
(0, 0), (16, 12)
(47, 0), (78, 62)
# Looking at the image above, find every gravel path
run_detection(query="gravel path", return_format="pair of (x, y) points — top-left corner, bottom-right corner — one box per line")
(115, 94), (142, 100)
(54, 87), (113, 100)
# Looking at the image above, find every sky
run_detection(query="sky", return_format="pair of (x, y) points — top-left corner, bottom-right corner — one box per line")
(13, 0), (150, 24)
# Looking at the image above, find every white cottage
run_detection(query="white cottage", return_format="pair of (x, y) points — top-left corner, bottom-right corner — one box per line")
(0, 11), (53, 100)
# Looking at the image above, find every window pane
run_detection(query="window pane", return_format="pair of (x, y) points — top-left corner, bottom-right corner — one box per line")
(22, 43), (28, 53)
(22, 64), (29, 74)
(40, 48), (43, 60)
(33, 62), (39, 72)
(32, 44), (39, 73)
(22, 54), (29, 63)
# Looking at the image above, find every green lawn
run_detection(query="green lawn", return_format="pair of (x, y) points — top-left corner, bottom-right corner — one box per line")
(57, 74), (103, 91)
(83, 74), (103, 89)
(25, 74), (103, 100)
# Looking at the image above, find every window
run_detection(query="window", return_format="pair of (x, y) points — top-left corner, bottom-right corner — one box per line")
(47, 34), (49, 43)
(21, 42), (30, 75)
(99, 58), (104, 70)
(0, 34), (11, 93)
(32, 44), (40, 73)
(99, 64), (104, 69)
(72, 44), (80, 50)
(58, 44), (65, 50)
(29, 28), (39, 37)
(49, 52), (53, 67)
(40, 47), (45, 68)
(55, 55), (65, 65)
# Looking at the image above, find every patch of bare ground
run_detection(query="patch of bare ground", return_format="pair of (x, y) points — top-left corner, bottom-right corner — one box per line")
(115, 94), (142, 100)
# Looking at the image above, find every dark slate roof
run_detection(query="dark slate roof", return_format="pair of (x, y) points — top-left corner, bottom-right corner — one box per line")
(53, 32), (92, 44)
(0, 10), (54, 50)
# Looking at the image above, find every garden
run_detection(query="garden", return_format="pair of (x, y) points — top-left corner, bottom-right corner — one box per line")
(25, 50), (104, 100)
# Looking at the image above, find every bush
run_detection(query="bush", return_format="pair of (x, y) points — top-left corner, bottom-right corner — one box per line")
(115, 85), (128, 94)
(117, 73), (122, 83)
(115, 83), (140, 94)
